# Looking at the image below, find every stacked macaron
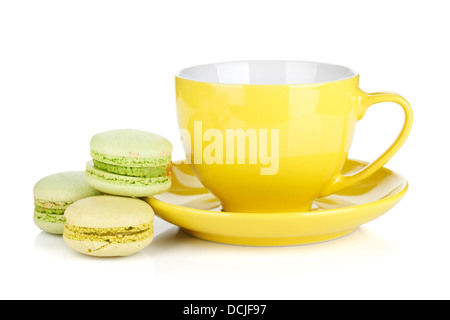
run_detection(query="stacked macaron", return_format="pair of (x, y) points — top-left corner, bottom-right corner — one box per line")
(33, 129), (173, 257)
(85, 129), (173, 197)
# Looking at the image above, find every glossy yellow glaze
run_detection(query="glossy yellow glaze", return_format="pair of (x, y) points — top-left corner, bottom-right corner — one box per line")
(145, 159), (408, 246)
(176, 75), (412, 213)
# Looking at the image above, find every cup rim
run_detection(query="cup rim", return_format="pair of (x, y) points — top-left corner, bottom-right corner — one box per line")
(175, 60), (359, 85)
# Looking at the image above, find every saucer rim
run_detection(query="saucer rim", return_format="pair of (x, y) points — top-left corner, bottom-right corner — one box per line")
(147, 158), (409, 218)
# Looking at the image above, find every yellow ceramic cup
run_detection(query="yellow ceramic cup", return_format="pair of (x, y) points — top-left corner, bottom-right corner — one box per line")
(175, 61), (412, 213)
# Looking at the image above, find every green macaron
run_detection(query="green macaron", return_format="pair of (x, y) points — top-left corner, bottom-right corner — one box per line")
(63, 195), (154, 257)
(85, 129), (173, 197)
(33, 171), (103, 235)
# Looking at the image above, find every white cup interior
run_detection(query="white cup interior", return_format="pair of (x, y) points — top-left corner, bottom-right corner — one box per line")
(176, 60), (358, 85)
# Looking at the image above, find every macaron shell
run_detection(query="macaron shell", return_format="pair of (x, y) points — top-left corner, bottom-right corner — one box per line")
(63, 236), (153, 257)
(34, 171), (103, 207)
(34, 211), (66, 235)
(64, 195), (154, 229)
(85, 161), (171, 197)
(90, 129), (173, 164)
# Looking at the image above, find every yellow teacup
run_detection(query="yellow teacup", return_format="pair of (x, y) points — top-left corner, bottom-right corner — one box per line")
(175, 61), (412, 213)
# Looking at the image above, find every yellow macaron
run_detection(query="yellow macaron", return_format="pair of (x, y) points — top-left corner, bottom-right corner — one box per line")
(63, 195), (154, 257)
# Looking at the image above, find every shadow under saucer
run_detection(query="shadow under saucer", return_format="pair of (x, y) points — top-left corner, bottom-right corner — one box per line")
(147, 225), (398, 276)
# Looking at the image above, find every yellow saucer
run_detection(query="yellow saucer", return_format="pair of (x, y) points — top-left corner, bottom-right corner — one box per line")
(145, 159), (408, 246)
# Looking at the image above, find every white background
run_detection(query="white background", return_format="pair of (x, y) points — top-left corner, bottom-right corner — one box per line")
(0, 0), (448, 300)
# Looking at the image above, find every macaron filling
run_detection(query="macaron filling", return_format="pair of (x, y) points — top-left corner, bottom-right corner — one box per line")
(34, 211), (67, 224)
(92, 159), (171, 178)
(86, 161), (171, 186)
(64, 223), (153, 244)
(33, 201), (69, 224)
(91, 150), (171, 167)
(34, 205), (66, 215)
(34, 198), (72, 210)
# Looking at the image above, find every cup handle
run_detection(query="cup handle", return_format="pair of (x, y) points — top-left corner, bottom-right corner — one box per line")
(319, 90), (413, 197)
